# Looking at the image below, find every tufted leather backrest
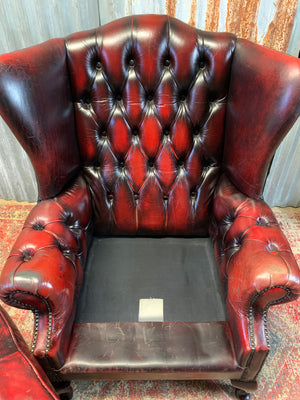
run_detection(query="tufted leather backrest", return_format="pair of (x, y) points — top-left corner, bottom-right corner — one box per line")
(0, 15), (299, 237)
(66, 15), (236, 235)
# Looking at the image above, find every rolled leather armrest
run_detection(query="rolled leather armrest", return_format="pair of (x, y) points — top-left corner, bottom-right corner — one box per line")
(210, 174), (300, 370)
(0, 175), (92, 368)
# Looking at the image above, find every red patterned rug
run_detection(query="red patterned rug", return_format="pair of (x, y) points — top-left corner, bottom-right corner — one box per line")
(0, 200), (299, 399)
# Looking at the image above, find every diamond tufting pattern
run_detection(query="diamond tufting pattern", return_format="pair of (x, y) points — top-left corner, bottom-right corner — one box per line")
(66, 15), (236, 235)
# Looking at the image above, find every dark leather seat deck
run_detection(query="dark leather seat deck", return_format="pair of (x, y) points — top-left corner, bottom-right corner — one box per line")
(62, 237), (236, 380)
(75, 237), (227, 323)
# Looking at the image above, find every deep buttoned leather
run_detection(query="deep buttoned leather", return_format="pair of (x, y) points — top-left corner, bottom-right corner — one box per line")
(66, 15), (236, 235)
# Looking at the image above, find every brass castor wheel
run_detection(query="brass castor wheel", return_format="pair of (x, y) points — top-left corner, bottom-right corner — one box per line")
(235, 388), (251, 400)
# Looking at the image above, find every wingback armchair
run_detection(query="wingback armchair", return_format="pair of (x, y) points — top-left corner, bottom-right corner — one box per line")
(0, 15), (299, 399)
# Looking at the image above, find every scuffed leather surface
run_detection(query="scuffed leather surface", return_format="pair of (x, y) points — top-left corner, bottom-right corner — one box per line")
(224, 39), (300, 199)
(66, 15), (236, 235)
(0, 175), (92, 367)
(60, 321), (242, 380)
(210, 174), (300, 366)
(0, 304), (59, 400)
(0, 39), (80, 200)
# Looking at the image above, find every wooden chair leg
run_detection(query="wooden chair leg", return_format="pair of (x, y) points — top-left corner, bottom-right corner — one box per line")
(52, 381), (73, 400)
(231, 379), (257, 399)
(235, 388), (251, 399)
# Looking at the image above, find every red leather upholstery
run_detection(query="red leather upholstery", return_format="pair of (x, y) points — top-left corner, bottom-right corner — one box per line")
(0, 39), (80, 199)
(0, 176), (92, 366)
(210, 174), (300, 376)
(66, 15), (236, 236)
(0, 15), (299, 390)
(223, 39), (300, 198)
(0, 304), (59, 400)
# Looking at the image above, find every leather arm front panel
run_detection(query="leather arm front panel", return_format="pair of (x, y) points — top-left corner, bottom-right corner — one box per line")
(210, 174), (300, 368)
(0, 305), (60, 399)
(0, 175), (92, 367)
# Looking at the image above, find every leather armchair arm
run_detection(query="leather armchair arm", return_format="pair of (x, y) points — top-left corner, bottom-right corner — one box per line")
(210, 174), (300, 376)
(0, 175), (92, 368)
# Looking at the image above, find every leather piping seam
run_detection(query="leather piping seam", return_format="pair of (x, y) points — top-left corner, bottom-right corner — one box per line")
(242, 285), (291, 381)
(248, 285), (291, 350)
(251, 287), (291, 383)
(261, 288), (291, 349)
(221, 34), (237, 175)
(6, 290), (52, 355)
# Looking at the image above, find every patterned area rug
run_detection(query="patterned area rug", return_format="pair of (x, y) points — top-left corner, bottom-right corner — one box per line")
(0, 200), (299, 399)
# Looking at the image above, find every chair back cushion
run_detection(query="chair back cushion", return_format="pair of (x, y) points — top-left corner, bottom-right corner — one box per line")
(66, 15), (236, 235)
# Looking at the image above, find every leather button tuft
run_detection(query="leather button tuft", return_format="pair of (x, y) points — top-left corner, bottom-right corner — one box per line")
(148, 160), (155, 168)
(256, 216), (269, 226)
(129, 59), (135, 66)
(119, 161), (125, 168)
(22, 251), (33, 262)
(203, 157), (216, 168)
(180, 94), (186, 102)
(102, 130), (107, 137)
(132, 128), (139, 136)
(32, 222), (45, 231)
(233, 238), (242, 249)
(116, 94), (122, 101)
(266, 243), (278, 254)
(193, 126), (200, 136)
(147, 94), (153, 101)
(178, 160), (185, 167)
(163, 129), (170, 137)
(164, 59), (170, 67)
(224, 214), (234, 225)
(190, 191), (196, 199)
(107, 193), (114, 202)
(96, 61), (102, 70)
(199, 60), (206, 69)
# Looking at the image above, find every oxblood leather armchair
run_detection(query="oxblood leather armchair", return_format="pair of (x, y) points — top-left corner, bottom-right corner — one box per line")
(0, 15), (299, 399)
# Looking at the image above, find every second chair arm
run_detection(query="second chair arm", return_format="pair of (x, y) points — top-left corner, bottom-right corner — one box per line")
(210, 174), (300, 379)
(0, 175), (92, 368)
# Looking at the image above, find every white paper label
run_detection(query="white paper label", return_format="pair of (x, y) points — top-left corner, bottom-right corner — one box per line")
(138, 298), (164, 322)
